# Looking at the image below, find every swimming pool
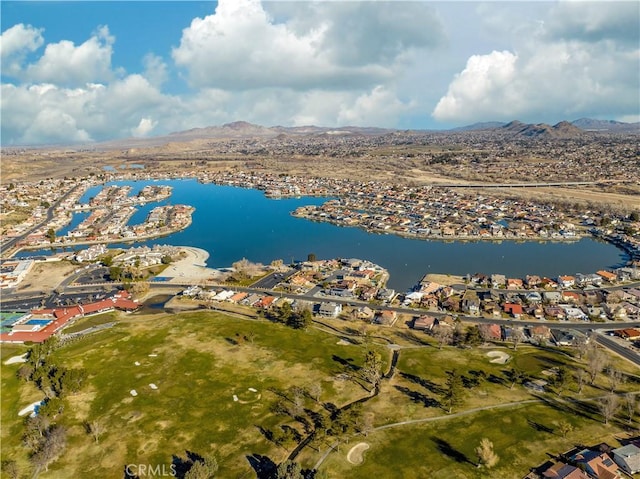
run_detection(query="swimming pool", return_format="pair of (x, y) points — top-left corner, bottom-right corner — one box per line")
(25, 319), (52, 326)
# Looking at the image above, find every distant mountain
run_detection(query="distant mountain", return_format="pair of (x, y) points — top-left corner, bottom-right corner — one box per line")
(450, 121), (506, 132)
(501, 120), (583, 138)
(571, 118), (640, 132)
(165, 121), (396, 140)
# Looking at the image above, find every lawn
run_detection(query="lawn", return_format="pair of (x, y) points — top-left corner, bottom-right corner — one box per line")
(1, 312), (637, 479)
(61, 311), (118, 334)
(1, 311), (383, 478)
(319, 402), (624, 478)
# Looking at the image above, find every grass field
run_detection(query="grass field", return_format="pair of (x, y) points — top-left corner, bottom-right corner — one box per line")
(61, 312), (118, 334)
(1, 311), (638, 479)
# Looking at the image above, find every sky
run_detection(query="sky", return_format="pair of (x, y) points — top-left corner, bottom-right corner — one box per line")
(1, 0), (639, 145)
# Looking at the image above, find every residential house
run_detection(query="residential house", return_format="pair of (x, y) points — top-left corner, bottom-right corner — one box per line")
(374, 310), (397, 326)
(525, 274), (542, 289)
(478, 323), (502, 341)
(569, 448), (621, 479)
(528, 325), (552, 344)
(504, 303), (524, 319)
(541, 277), (559, 289)
(525, 291), (543, 304)
(507, 278), (524, 290)
(596, 270), (618, 284)
(354, 306), (375, 321)
(558, 275), (576, 288)
(552, 329), (578, 346)
(614, 329), (640, 341)
(491, 274), (506, 288)
(318, 302), (342, 318)
(562, 291), (582, 304)
(542, 461), (589, 479)
(412, 315), (438, 331)
(376, 288), (396, 302)
(611, 444), (640, 475)
(544, 291), (563, 304)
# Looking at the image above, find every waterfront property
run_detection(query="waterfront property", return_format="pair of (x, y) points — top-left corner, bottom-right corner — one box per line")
(12, 180), (630, 292)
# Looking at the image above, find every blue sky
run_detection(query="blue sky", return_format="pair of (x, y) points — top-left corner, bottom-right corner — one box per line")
(1, 1), (639, 145)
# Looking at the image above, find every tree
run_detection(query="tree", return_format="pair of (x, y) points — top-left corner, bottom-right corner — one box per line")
(574, 368), (587, 395)
(442, 369), (464, 413)
(30, 425), (67, 472)
(511, 328), (525, 351)
(624, 393), (637, 425)
(506, 367), (526, 390)
(109, 266), (124, 282)
(23, 415), (51, 450)
(0, 460), (19, 479)
(86, 419), (106, 443)
(574, 335), (590, 360)
(586, 347), (607, 385)
(130, 281), (150, 298)
(607, 367), (625, 393)
(599, 393), (619, 425)
(475, 438), (499, 468)
(46, 228), (56, 243)
(184, 454), (218, 479)
(37, 397), (64, 420)
(278, 301), (293, 323)
(307, 253), (317, 262)
(552, 367), (570, 396)
(286, 309), (312, 330)
(275, 460), (303, 479)
(557, 420), (574, 438)
(464, 326), (483, 347)
(356, 412), (375, 437)
(308, 382), (322, 402)
(432, 325), (453, 350)
(361, 350), (384, 391)
(17, 363), (34, 381)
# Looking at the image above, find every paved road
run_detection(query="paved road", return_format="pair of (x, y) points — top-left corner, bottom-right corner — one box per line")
(593, 332), (640, 367)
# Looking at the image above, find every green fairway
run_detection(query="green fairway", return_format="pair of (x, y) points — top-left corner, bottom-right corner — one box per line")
(1, 311), (637, 479)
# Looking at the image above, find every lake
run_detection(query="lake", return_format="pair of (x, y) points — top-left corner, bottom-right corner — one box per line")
(21, 179), (628, 291)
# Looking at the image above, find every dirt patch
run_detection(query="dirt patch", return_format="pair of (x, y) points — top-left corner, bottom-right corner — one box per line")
(486, 351), (511, 364)
(347, 442), (370, 465)
(17, 261), (78, 293)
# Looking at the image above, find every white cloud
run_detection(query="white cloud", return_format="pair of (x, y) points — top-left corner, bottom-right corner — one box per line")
(172, 0), (443, 91)
(142, 53), (168, 88)
(433, 51), (518, 122)
(433, 1), (640, 124)
(0, 24), (44, 76)
(24, 25), (115, 87)
(132, 117), (157, 137)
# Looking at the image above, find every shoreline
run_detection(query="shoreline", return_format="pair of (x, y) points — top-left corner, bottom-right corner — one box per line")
(291, 213), (589, 244)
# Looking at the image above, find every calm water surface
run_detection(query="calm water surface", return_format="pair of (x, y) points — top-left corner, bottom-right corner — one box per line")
(25, 179), (628, 291)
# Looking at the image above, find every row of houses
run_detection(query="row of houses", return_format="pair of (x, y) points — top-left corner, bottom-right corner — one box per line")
(527, 440), (640, 479)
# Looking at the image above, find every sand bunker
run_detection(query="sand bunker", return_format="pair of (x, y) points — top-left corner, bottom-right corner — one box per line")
(486, 351), (511, 364)
(5, 354), (28, 365)
(336, 339), (351, 346)
(18, 400), (43, 417)
(347, 442), (370, 465)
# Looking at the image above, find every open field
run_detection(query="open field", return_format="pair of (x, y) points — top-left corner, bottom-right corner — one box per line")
(16, 261), (78, 293)
(61, 311), (118, 335)
(0, 311), (382, 478)
(2, 309), (639, 478)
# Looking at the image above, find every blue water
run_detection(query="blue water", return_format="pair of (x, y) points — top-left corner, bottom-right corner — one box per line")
(58, 211), (91, 236)
(25, 319), (51, 326)
(18, 179), (628, 291)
